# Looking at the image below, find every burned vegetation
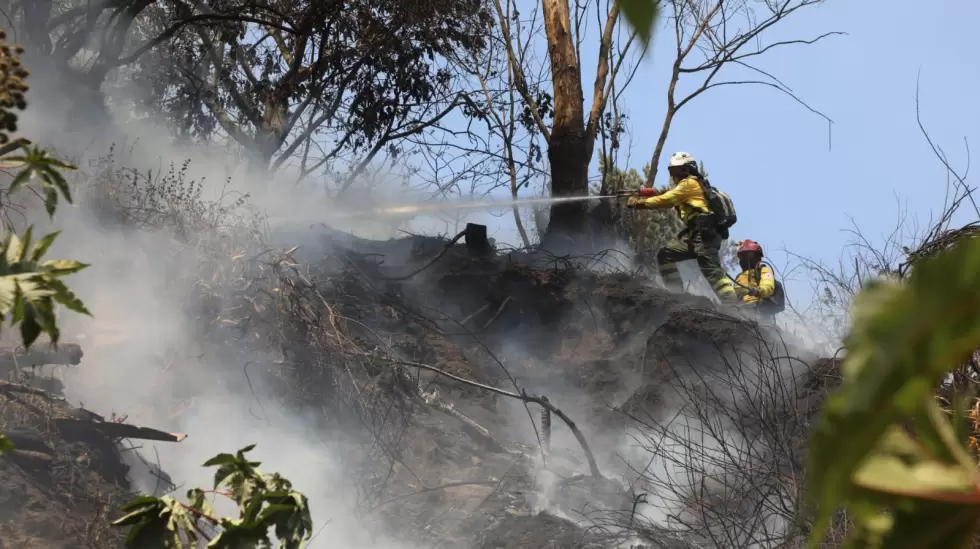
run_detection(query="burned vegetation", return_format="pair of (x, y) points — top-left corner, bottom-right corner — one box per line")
(0, 203), (842, 548)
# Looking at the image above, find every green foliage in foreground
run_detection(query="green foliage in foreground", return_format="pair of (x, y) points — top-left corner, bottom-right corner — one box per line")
(0, 30), (90, 351)
(0, 227), (92, 347)
(4, 145), (77, 217)
(618, 0), (660, 48)
(112, 445), (314, 549)
(805, 235), (980, 549)
(0, 33), (91, 456)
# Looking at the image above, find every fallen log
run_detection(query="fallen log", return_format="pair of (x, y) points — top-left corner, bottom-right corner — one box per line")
(55, 417), (188, 443)
(0, 343), (83, 366)
(0, 343), (83, 378)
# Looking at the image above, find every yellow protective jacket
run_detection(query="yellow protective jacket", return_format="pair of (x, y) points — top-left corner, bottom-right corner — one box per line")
(633, 176), (711, 224)
(735, 263), (776, 305)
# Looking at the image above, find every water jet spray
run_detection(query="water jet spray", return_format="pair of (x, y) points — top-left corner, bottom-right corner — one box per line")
(353, 188), (659, 218)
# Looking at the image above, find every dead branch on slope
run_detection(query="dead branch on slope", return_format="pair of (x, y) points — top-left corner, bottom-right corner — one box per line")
(370, 355), (603, 479)
(591, 330), (838, 548)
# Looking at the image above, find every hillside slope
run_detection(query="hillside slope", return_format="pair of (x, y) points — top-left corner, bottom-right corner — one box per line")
(0, 229), (839, 549)
(256, 228), (839, 548)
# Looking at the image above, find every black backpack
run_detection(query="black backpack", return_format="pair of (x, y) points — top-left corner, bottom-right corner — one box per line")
(755, 263), (786, 315)
(698, 178), (737, 234)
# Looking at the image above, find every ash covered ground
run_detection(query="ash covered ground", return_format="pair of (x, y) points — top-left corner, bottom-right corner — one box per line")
(1, 224), (841, 549)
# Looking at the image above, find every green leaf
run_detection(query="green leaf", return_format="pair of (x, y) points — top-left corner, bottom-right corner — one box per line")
(257, 492), (313, 549)
(41, 165), (72, 204)
(17, 226), (33, 263)
(186, 487), (215, 518)
(113, 444), (319, 549)
(113, 496), (166, 526)
(11, 279), (25, 322)
(0, 433), (13, 454)
(202, 452), (240, 468)
(840, 494), (979, 549)
(3, 147), (77, 216)
(30, 231), (60, 262)
(907, 400), (978, 472)
(113, 495), (199, 549)
(40, 259), (89, 276)
(20, 301), (42, 348)
(203, 445), (264, 505)
(32, 296), (58, 342)
(48, 278), (92, 316)
(43, 186), (58, 218)
(207, 518), (266, 549)
(6, 166), (31, 194)
(851, 428), (980, 502)
(618, 0), (660, 49)
(0, 276), (17, 314)
(5, 232), (22, 265)
(806, 236), (980, 547)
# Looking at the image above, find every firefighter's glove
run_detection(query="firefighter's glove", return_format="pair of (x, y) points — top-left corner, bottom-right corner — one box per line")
(746, 287), (761, 297)
(626, 196), (644, 208)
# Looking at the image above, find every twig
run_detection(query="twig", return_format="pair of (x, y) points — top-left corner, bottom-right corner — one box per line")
(481, 296), (513, 330)
(372, 355), (603, 479)
(378, 230), (466, 281)
(422, 386), (507, 452)
(370, 480), (499, 510)
(0, 379), (65, 400)
(460, 304), (489, 325)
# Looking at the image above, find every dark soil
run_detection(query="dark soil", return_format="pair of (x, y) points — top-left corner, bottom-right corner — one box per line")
(0, 230), (834, 549)
(277, 231), (827, 548)
(0, 388), (131, 549)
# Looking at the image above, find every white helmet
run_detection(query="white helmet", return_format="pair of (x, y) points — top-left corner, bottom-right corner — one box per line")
(668, 151), (698, 168)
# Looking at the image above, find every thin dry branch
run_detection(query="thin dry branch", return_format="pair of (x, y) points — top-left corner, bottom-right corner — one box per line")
(372, 355), (604, 479)
(645, 0), (837, 186)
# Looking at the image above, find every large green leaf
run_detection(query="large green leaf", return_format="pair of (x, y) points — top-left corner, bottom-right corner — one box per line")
(114, 445), (313, 548)
(839, 494), (977, 549)
(806, 236), (980, 547)
(851, 427), (979, 501)
(113, 496), (199, 548)
(3, 146), (77, 218)
(0, 226), (91, 346)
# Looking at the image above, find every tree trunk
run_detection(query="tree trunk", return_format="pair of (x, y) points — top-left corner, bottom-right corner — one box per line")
(21, 0), (54, 54)
(541, 0), (589, 239)
(246, 141), (276, 188)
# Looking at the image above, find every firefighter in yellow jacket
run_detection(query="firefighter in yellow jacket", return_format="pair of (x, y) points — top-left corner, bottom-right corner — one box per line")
(627, 152), (737, 303)
(733, 239), (776, 307)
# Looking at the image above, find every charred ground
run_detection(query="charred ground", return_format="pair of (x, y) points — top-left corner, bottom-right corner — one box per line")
(0, 227), (841, 549)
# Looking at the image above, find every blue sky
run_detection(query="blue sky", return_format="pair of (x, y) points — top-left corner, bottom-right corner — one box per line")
(446, 0), (980, 306)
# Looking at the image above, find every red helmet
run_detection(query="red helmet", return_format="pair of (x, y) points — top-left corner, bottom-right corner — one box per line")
(737, 239), (763, 257)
